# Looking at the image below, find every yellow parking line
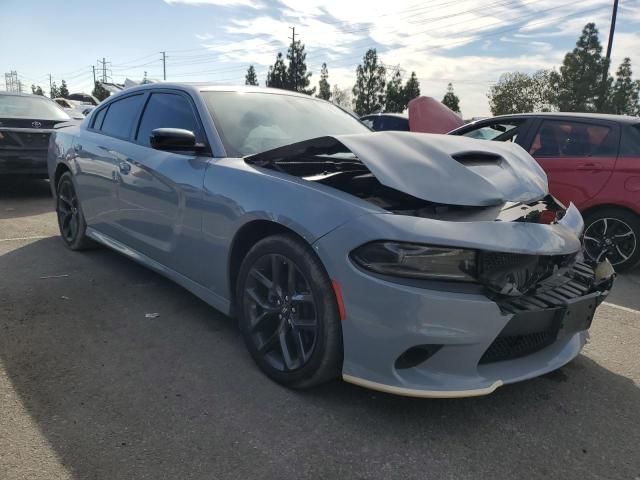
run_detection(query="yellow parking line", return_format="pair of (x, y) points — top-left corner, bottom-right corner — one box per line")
(0, 235), (50, 242)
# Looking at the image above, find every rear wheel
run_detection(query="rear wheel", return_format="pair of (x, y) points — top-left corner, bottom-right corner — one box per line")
(236, 234), (343, 388)
(56, 172), (95, 250)
(582, 208), (640, 271)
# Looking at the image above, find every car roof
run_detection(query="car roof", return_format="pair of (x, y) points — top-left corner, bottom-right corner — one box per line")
(360, 112), (408, 119)
(108, 82), (321, 101)
(0, 91), (52, 98)
(482, 111), (639, 125)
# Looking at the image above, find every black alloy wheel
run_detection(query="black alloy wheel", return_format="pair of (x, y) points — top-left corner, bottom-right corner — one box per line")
(244, 253), (318, 372)
(583, 208), (640, 271)
(237, 234), (342, 388)
(56, 172), (94, 250)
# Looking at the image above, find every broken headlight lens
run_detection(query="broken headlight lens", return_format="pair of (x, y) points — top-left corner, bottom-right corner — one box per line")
(350, 242), (477, 282)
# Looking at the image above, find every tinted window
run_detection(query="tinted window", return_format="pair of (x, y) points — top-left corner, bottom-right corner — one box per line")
(530, 120), (617, 157)
(136, 93), (201, 146)
(202, 91), (369, 156)
(620, 124), (640, 156)
(100, 94), (145, 139)
(379, 116), (409, 131)
(0, 94), (70, 120)
(461, 121), (521, 141)
(92, 107), (106, 129)
(361, 117), (374, 129)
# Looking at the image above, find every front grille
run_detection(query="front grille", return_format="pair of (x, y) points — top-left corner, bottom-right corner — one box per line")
(480, 330), (557, 364)
(0, 130), (50, 149)
(480, 261), (597, 364)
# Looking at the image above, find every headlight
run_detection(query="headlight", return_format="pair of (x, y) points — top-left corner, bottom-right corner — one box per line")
(350, 242), (477, 282)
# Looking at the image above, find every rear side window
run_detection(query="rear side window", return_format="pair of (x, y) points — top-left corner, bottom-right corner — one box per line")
(136, 92), (201, 146)
(530, 120), (618, 157)
(100, 94), (145, 139)
(619, 124), (640, 156)
(92, 107), (106, 130)
(461, 121), (521, 142)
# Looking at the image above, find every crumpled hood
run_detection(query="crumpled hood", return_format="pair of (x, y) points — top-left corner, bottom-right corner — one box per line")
(246, 131), (548, 207)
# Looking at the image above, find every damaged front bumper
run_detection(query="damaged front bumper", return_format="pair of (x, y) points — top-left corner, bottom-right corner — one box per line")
(313, 205), (614, 398)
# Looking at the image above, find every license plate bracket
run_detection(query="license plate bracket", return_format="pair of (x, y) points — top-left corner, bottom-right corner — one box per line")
(558, 292), (600, 335)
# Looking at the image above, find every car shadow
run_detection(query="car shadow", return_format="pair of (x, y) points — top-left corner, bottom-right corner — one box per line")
(0, 237), (638, 479)
(0, 176), (54, 219)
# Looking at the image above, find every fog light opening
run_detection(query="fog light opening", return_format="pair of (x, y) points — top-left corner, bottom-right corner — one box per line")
(394, 345), (443, 370)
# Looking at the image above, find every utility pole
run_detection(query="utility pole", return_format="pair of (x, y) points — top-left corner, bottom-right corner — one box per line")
(289, 27), (296, 91)
(598, 0), (619, 111)
(48, 73), (53, 97)
(92, 65), (96, 85)
(161, 51), (167, 81)
(96, 58), (111, 83)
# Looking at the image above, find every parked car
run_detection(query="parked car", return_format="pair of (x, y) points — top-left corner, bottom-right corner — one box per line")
(450, 113), (640, 271)
(48, 84), (613, 397)
(361, 96), (464, 134)
(0, 92), (72, 177)
(360, 113), (409, 131)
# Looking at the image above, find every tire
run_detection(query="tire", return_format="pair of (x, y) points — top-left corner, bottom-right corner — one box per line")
(582, 207), (640, 272)
(236, 233), (343, 388)
(56, 172), (95, 251)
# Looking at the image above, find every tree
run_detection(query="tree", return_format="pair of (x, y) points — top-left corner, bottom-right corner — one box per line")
(609, 58), (640, 115)
(287, 40), (314, 94)
(266, 53), (288, 89)
(352, 48), (386, 115)
(317, 63), (331, 100)
(488, 70), (555, 115)
(384, 68), (405, 113)
(59, 80), (69, 99)
(245, 65), (259, 86)
(331, 84), (352, 110)
(92, 81), (110, 101)
(555, 23), (609, 112)
(442, 83), (461, 113)
(403, 71), (421, 107)
(49, 82), (60, 99)
(31, 84), (44, 96)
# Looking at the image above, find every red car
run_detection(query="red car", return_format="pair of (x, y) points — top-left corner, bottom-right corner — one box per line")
(450, 113), (640, 271)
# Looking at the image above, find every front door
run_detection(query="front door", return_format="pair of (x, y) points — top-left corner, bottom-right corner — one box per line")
(115, 90), (210, 280)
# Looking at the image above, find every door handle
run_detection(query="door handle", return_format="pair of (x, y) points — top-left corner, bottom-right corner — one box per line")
(576, 162), (602, 171)
(118, 161), (131, 174)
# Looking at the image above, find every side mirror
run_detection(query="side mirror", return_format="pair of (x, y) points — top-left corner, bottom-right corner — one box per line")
(150, 128), (206, 153)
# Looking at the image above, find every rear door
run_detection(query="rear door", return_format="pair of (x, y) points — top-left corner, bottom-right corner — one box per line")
(115, 89), (210, 279)
(528, 118), (619, 208)
(73, 93), (146, 238)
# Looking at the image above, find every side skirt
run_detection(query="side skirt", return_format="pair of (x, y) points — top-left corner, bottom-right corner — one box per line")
(86, 227), (232, 316)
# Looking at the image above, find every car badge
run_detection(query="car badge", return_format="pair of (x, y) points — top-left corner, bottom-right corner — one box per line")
(32, 121), (42, 128)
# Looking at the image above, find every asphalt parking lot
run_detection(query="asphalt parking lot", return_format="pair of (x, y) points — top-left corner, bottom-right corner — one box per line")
(1, 178), (638, 480)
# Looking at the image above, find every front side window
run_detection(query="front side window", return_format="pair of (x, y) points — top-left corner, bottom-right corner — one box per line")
(136, 93), (201, 147)
(529, 120), (617, 157)
(202, 91), (370, 156)
(100, 94), (145, 139)
(461, 122), (521, 142)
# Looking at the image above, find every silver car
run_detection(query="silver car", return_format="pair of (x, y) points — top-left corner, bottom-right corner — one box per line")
(47, 84), (614, 397)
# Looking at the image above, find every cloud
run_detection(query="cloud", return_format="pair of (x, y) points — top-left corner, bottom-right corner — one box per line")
(164, 0), (263, 7)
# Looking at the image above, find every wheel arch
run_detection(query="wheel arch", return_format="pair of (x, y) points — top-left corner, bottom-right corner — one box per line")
(227, 219), (312, 311)
(53, 162), (71, 194)
(581, 203), (640, 221)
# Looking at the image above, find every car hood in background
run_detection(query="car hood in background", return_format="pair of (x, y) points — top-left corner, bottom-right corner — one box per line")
(246, 131), (548, 207)
(408, 96), (464, 134)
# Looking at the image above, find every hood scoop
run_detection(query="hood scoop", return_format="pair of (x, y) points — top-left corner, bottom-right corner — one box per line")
(245, 131), (548, 207)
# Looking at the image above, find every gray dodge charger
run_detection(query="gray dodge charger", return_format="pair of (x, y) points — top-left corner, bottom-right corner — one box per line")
(47, 84), (614, 398)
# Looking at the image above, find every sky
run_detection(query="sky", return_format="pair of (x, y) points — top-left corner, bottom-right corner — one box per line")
(1, 0), (639, 117)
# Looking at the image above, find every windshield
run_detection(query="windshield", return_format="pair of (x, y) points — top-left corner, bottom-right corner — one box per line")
(0, 94), (71, 120)
(202, 91), (370, 156)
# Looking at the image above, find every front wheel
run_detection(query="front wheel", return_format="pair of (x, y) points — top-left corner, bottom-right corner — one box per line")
(236, 234), (343, 388)
(56, 172), (95, 250)
(582, 208), (640, 271)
